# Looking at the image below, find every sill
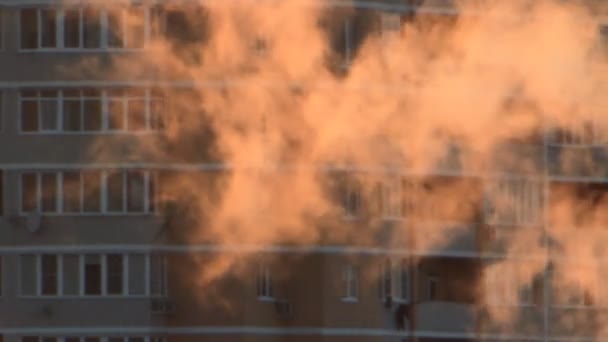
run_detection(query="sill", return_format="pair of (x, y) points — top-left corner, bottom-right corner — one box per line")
(257, 296), (276, 302)
(341, 297), (358, 303)
(343, 215), (360, 222)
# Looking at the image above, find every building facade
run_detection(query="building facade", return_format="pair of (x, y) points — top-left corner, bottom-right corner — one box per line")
(0, 0), (605, 341)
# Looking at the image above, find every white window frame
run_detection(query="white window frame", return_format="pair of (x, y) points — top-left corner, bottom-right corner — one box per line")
(18, 6), (151, 52)
(19, 88), (163, 135)
(19, 169), (158, 216)
(484, 178), (543, 226)
(18, 253), (166, 298)
(380, 177), (403, 220)
(341, 264), (359, 302)
(379, 258), (409, 303)
(256, 264), (274, 301)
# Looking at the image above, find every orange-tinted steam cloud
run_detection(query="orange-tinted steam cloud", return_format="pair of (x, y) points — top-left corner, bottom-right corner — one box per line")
(63, 0), (608, 334)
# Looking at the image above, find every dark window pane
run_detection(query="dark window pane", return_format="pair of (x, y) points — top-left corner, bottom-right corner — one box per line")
(82, 171), (101, 212)
(83, 8), (101, 48)
(40, 9), (57, 48)
(149, 98), (164, 130)
(84, 256), (101, 295)
(108, 98), (125, 130)
(40, 172), (57, 213)
(21, 100), (39, 132)
(39, 99), (58, 131)
(84, 338), (100, 342)
(21, 173), (38, 212)
(129, 338), (145, 342)
(20, 9), (38, 49)
(0, 170), (4, 217)
(126, 8), (145, 48)
(83, 99), (101, 131)
(106, 254), (123, 295)
(64, 338), (80, 342)
(107, 10), (124, 48)
(127, 98), (146, 131)
(107, 171), (124, 212)
(64, 9), (81, 48)
(126, 171), (144, 212)
(63, 99), (82, 131)
(148, 173), (156, 213)
(41, 255), (57, 295)
(62, 171), (81, 213)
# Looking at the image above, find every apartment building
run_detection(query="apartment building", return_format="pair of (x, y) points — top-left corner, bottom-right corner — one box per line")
(0, 0), (605, 341)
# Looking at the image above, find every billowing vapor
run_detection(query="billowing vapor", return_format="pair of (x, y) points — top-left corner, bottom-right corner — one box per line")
(65, 0), (608, 335)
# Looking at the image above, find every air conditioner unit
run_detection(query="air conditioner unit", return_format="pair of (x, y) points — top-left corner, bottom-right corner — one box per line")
(274, 300), (293, 319)
(151, 298), (175, 315)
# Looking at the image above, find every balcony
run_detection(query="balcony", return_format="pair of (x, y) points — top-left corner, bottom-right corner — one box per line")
(416, 301), (476, 333)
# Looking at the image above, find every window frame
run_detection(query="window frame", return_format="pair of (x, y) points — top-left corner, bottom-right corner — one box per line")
(256, 264), (274, 301)
(341, 264), (359, 302)
(18, 6), (151, 52)
(19, 88), (163, 135)
(19, 169), (158, 216)
(19, 253), (166, 298)
(484, 178), (543, 226)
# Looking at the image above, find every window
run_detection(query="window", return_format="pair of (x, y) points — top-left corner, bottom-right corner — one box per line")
(341, 265), (358, 301)
(20, 88), (163, 133)
(380, 13), (401, 41)
(379, 259), (392, 300)
(20, 170), (158, 215)
(256, 264), (273, 299)
(427, 276), (439, 301)
(0, 169), (5, 216)
(380, 177), (403, 219)
(84, 255), (101, 295)
(378, 259), (409, 302)
(106, 254), (124, 295)
(343, 180), (361, 218)
(343, 19), (352, 67)
(21, 254), (165, 297)
(484, 262), (533, 306)
(396, 260), (409, 302)
(150, 254), (167, 297)
(485, 178), (543, 226)
(41, 255), (58, 295)
(21, 173), (39, 212)
(19, 6), (150, 50)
